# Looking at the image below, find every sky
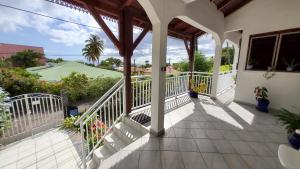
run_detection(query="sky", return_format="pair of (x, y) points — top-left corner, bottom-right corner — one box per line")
(0, 0), (219, 64)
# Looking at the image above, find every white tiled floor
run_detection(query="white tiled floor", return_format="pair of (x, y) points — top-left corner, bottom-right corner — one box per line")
(0, 129), (83, 169)
(98, 90), (287, 169)
(1, 89), (288, 169)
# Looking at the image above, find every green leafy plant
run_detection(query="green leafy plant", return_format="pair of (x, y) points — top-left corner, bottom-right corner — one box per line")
(10, 50), (42, 68)
(254, 86), (268, 100)
(274, 108), (300, 134)
(60, 115), (81, 132)
(190, 79), (207, 93)
(0, 88), (10, 137)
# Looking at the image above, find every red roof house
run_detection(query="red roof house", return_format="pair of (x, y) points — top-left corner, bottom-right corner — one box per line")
(0, 43), (46, 65)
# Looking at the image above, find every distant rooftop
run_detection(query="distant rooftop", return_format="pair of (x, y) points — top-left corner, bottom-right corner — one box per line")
(0, 43), (44, 59)
(27, 61), (123, 81)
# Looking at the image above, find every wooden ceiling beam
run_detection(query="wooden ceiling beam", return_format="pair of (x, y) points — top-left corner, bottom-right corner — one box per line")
(224, 0), (252, 16)
(131, 24), (151, 51)
(121, 0), (136, 9)
(217, 0), (232, 10)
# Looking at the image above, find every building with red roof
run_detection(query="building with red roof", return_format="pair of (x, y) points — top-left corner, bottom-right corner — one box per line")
(0, 43), (46, 65)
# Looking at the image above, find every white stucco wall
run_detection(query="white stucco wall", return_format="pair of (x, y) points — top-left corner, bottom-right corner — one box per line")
(225, 0), (300, 110)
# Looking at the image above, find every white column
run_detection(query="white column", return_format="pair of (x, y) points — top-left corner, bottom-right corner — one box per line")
(211, 43), (222, 99)
(150, 23), (168, 136)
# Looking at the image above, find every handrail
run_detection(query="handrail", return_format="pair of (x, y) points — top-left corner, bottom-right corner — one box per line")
(75, 77), (124, 125)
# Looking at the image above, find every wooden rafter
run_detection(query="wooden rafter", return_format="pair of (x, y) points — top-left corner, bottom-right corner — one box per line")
(184, 40), (190, 57)
(83, 3), (121, 50)
(121, 0), (136, 9)
(131, 24), (151, 51)
(217, 0), (232, 10)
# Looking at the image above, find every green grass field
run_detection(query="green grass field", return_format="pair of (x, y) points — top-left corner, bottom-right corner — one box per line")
(27, 61), (122, 81)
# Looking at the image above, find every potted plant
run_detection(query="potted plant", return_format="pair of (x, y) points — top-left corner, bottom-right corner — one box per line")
(284, 58), (300, 72)
(189, 79), (198, 98)
(274, 108), (300, 150)
(254, 86), (270, 112)
(189, 79), (207, 98)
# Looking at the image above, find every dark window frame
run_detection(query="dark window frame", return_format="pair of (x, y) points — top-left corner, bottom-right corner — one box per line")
(246, 28), (300, 73)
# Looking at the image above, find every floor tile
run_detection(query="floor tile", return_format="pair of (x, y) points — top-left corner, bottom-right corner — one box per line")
(159, 138), (178, 151)
(195, 139), (217, 153)
(138, 151), (161, 169)
(161, 151), (185, 169)
(248, 142), (274, 157)
(223, 154), (250, 169)
(230, 141), (256, 155)
(177, 138), (198, 152)
(205, 130), (224, 139)
(141, 137), (160, 150)
(213, 140), (236, 154)
(202, 153), (230, 169)
(191, 129), (208, 139)
(181, 152), (208, 169)
(174, 128), (193, 138)
(114, 151), (140, 169)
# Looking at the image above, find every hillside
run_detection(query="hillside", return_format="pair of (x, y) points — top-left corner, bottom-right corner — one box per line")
(27, 61), (122, 81)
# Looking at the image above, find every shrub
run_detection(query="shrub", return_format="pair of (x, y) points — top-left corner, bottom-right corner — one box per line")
(61, 72), (89, 103)
(10, 50), (42, 68)
(0, 68), (41, 95)
(87, 77), (119, 100)
(60, 115), (80, 132)
(0, 88), (10, 136)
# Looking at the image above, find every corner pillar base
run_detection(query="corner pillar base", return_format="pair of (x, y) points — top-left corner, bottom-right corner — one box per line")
(150, 128), (165, 137)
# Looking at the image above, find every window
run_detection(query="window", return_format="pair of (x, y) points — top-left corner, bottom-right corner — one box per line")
(276, 32), (300, 72)
(246, 28), (300, 72)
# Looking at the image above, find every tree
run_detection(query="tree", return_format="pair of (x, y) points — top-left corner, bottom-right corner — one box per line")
(10, 50), (42, 68)
(61, 72), (89, 103)
(99, 57), (122, 70)
(172, 51), (213, 72)
(145, 60), (151, 68)
(82, 34), (104, 65)
(221, 47), (234, 65)
(194, 51), (213, 72)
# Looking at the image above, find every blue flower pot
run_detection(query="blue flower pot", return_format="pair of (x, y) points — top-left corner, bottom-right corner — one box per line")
(256, 98), (270, 112)
(189, 91), (198, 98)
(288, 132), (300, 150)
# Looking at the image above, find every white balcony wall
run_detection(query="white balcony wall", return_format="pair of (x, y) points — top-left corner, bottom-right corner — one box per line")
(225, 0), (300, 111)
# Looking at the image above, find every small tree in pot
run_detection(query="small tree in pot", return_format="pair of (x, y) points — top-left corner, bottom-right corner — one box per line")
(274, 108), (300, 150)
(254, 86), (270, 112)
(189, 79), (207, 98)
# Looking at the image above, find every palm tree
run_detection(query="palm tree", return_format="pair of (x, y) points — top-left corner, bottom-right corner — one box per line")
(82, 34), (104, 65)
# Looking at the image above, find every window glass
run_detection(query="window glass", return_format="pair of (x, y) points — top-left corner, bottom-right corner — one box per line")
(247, 36), (277, 70)
(276, 32), (300, 72)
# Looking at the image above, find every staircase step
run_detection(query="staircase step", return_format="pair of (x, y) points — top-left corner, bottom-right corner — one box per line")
(114, 122), (142, 144)
(123, 116), (149, 135)
(103, 133), (127, 153)
(92, 145), (113, 166)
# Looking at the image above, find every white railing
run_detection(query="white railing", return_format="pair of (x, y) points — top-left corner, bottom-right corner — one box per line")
(76, 73), (213, 167)
(75, 78), (125, 167)
(217, 71), (235, 94)
(0, 93), (64, 144)
(131, 72), (213, 109)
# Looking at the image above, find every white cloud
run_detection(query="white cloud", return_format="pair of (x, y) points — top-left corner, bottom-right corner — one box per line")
(0, 0), (217, 64)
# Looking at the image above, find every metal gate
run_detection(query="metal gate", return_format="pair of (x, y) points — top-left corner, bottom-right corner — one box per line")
(0, 93), (64, 145)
